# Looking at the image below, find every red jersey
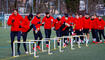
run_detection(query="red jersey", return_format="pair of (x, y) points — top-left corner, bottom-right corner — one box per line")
(42, 16), (55, 29)
(7, 13), (23, 31)
(21, 16), (30, 32)
(97, 19), (105, 30)
(31, 16), (42, 31)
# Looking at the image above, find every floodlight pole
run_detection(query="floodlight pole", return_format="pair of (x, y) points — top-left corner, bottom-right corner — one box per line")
(58, 0), (60, 14)
(7, 0), (8, 13)
(32, 0), (34, 13)
(86, 0), (88, 13)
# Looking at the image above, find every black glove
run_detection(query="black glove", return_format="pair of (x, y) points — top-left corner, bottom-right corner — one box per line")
(12, 19), (15, 23)
(37, 22), (40, 24)
(19, 25), (22, 28)
(42, 24), (44, 26)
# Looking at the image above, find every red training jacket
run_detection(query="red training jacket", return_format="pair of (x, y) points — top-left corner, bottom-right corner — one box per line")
(82, 17), (91, 30)
(7, 13), (24, 31)
(54, 18), (62, 30)
(31, 16), (42, 31)
(21, 16), (30, 32)
(97, 18), (105, 30)
(42, 16), (55, 29)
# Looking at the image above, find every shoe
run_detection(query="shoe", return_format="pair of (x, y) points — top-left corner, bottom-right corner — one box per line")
(33, 47), (37, 51)
(95, 42), (102, 44)
(36, 46), (41, 50)
(81, 40), (84, 44)
(92, 41), (96, 43)
(25, 51), (29, 54)
(67, 38), (69, 42)
(17, 51), (21, 55)
(46, 44), (49, 48)
(104, 41), (105, 43)
(63, 43), (66, 48)
(72, 33), (76, 36)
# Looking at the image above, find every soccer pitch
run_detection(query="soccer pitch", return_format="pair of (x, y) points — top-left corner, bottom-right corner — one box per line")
(0, 26), (105, 60)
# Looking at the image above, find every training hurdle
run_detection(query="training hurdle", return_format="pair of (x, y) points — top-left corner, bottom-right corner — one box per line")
(62, 35), (88, 50)
(70, 35), (88, 49)
(13, 35), (88, 58)
(13, 37), (64, 58)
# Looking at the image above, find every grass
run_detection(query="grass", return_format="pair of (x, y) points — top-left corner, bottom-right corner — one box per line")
(0, 27), (105, 60)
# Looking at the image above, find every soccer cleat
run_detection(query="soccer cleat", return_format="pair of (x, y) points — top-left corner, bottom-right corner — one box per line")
(81, 40), (84, 44)
(33, 47), (37, 51)
(95, 41), (102, 44)
(25, 51), (29, 54)
(36, 46), (41, 50)
(104, 41), (105, 43)
(92, 41), (96, 43)
(46, 44), (49, 48)
(63, 43), (66, 48)
(72, 33), (76, 36)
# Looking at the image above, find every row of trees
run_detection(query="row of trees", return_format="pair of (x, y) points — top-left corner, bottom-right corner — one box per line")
(0, 0), (104, 14)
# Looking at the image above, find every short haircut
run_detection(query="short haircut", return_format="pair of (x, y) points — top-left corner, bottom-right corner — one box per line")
(36, 12), (40, 15)
(45, 12), (49, 15)
(14, 8), (18, 12)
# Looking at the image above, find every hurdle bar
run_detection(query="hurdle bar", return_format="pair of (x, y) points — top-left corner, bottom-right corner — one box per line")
(70, 35), (88, 50)
(30, 37), (64, 53)
(13, 41), (35, 57)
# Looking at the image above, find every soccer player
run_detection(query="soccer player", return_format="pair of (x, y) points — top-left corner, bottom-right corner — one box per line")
(83, 13), (91, 43)
(97, 16), (105, 43)
(7, 9), (24, 56)
(74, 14), (83, 43)
(90, 15), (96, 43)
(93, 14), (99, 44)
(42, 12), (55, 48)
(31, 12), (43, 50)
(54, 15), (62, 47)
(21, 14), (33, 54)
(69, 13), (74, 35)
(61, 14), (71, 47)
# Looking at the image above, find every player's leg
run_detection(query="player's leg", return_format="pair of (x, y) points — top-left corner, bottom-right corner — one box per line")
(22, 32), (28, 53)
(92, 29), (96, 43)
(45, 29), (51, 48)
(98, 30), (102, 41)
(37, 30), (43, 50)
(80, 30), (84, 43)
(10, 32), (15, 56)
(100, 30), (105, 43)
(17, 31), (21, 55)
(95, 29), (99, 43)
(56, 29), (61, 46)
(33, 30), (38, 46)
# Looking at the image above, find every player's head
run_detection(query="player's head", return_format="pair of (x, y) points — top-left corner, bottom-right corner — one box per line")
(98, 16), (102, 20)
(45, 12), (50, 18)
(57, 15), (62, 20)
(90, 15), (94, 20)
(75, 14), (79, 19)
(13, 8), (18, 15)
(85, 13), (89, 18)
(64, 13), (69, 17)
(36, 12), (40, 17)
(93, 13), (97, 18)
(79, 13), (83, 18)
(28, 14), (33, 21)
(69, 13), (72, 17)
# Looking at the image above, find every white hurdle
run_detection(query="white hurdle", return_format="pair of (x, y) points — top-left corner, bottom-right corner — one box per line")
(70, 35), (88, 50)
(13, 37), (64, 58)
(13, 35), (88, 58)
